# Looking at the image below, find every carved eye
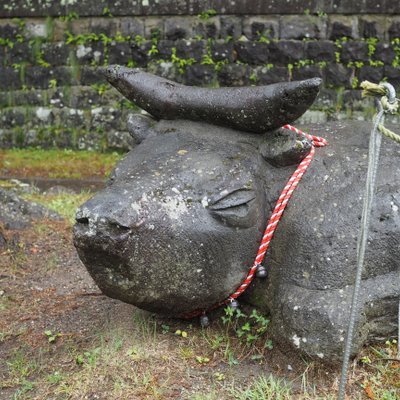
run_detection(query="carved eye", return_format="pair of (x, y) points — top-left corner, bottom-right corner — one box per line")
(208, 188), (258, 228)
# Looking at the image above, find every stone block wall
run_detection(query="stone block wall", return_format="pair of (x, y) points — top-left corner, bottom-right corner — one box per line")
(0, 1), (399, 150)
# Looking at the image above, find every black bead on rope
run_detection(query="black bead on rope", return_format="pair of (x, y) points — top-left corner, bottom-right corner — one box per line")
(228, 299), (240, 310)
(200, 314), (210, 328)
(256, 264), (268, 279)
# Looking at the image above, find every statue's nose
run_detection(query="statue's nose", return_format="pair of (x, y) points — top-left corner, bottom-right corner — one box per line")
(75, 192), (141, 234)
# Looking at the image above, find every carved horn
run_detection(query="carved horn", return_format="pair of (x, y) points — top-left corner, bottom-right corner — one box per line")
(102, 65), (321, 134)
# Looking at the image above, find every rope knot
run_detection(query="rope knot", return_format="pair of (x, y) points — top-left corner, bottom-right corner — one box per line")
(361, 80), (400, 144)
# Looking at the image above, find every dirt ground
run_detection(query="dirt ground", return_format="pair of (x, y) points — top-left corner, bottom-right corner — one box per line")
(0, 215), (399, 399)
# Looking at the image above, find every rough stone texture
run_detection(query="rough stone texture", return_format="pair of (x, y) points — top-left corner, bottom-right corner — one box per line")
(215, 63), (249, 87)
(1, 4), (400, 150)
(245, 120), (400, 362)
(220, 16), (242, 40)
(119, 17), (145, 38)
(182, 64), (216, 86)
(193, 17), (221, 39)
(267, 40), (305, 64)
(325, 64), (354, 88)
(164, 17), (193, 40)
(306, 41), (336, 62)
(358, 66), (384, 83)
(280, 15), (326, 40)
(210, 41), (235, 62)
(257, 67), (290, 85)
(384, 66), (400, 88)
(359, 16), (387, 39)
(388, 21), (400, 40)
(0, 187), (62, 229)
(235, 42), (269, 65)
(2, 0), (400, 18)
(243, 16), (279, 41)
(341, 41), (370, 63)
(372, 43), (396, 65)
(328, 16), (359, 40)
(292, 65), (324, 81)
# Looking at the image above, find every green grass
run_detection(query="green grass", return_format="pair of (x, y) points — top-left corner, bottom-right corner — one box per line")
(0, 148), (125, 179)
(21, 191), (93, 223)
(232, 375), (292, 400)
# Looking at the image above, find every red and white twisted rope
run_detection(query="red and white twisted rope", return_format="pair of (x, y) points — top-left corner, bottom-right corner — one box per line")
(183, 125), (328, 319)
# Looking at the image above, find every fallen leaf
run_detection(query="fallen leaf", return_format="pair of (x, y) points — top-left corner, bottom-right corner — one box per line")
(364, 384), (375, 399)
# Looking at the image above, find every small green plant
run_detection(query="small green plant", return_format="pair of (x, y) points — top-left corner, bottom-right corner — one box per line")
(232, 375), (292, 399)
(12, 17), (26, 31)
(59, 12), (79, 22)
(65, 31), (100, 45)
(76, 348), (101, 366)
(48, 79), (58, 89)
(99, 32), (113, 46)
(37, 53), (50, 67)
(221, 307), (271, 346)
(287, 63), (294, 78)
(214, 372), (225, 381)
(366, 37), (379, 57)
(160, 324), (170, 334)
(391, 38), (400, 67)
(91, 82), (109, 96)
(148, 36), (159, 56)
(115, 31), (131, 43)
(201, 52), (214, 65)
(170, 47), (196, 74)
(195, 355), (210, 364)
(198, 9), (217, 21)
(134, 34), (146, 46)
(148, 43), (159, 56)
(369, 60), (384, 67)
(351, 76), (359, 89)
(7, 350), (38, 382)
(257, 30), (272, 44)
(44, 330), (61, 343)
(0, 37), (14, 48)
(249, 71), (257, 83)
(12, 61), (28, 83)
(335, 36), (349, 49)
(102, 6), (113, 17)
(47, 371), (64, 384)
(360, 355), (372, 364)
(295, 59), (314, 67)
(127, 59), (137, 68)
(347, 60), (364, 68)
(15, 33), (24, 43)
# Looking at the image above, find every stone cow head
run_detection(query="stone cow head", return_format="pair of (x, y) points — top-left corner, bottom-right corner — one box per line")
(73, 67), (320, 316)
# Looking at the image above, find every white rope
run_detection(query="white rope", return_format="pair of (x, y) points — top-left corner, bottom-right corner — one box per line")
(337, 103), (385, 400)
(338, 83), (400, 400)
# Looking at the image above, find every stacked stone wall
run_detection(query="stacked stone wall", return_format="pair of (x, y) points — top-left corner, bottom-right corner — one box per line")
(1, 1), (399, 149)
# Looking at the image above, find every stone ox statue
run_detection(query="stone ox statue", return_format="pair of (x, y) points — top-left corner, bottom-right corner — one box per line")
(74, 66), (399, 362)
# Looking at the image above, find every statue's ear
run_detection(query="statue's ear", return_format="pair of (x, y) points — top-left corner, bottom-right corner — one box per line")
(259, 127), (312, 167)
(127, 113), (158, 144)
